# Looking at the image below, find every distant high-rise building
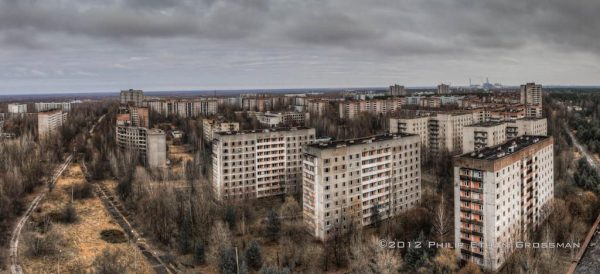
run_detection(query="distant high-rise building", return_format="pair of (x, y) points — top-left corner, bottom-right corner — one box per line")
(212, 127), (316, 200)
(520, 83), (543, 118)
(8, 103), (27, 114)
(454, 136), (554, 270)
(303, 134), (421, 240)
(120, 89), (145, 107)
(38, 109), (67, 137)
(389, 84), (406, 96)
(116, 106), (166, 168)
(437, 84), (450, 95)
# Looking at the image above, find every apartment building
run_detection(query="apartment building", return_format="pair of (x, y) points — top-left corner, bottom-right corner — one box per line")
(306, 99), (329, 116)
(389, 116), (429, 149)
(212, 127), (316, 200)
(454, 136), (554, 270)
(256, 111), (310, 127)
(437, 84), (450, 95)
(8, 103), (27, 114)
(520, 83), (543, 118)
(462, 122), (507, 152)
(35, 101), (77, 112)
(38, 109), (67, 137)
(389, 84), (406, 96)
(303, 133), (421, 240)
(120, 89), (144, 106)
(506, 118), (547, 139)
(146, 98), (217, 117)
(339, 98), (403, 119)
(389, 112), (473, 155)
(202, 118), (240, 141)
(428, 113), (474, 154)
(116, 107), (166, 168)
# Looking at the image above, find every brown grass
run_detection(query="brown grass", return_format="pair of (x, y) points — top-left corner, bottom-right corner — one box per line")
(19, 164), (154, 274)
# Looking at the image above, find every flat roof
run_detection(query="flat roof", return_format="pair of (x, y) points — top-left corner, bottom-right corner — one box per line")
(308, 133), (417, 149)
(215, 126), (313, 136)
(466, 121), (505, 127)
(458, 135), (550, 160)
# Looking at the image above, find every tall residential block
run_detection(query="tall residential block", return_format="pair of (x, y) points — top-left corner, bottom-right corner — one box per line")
(120, 89), (145, 107)
(212, 127), (316, 200)
(146, 98), (217, 117)
(506, 118), (547, 139)
(437, 84), (450, 95)
(454, 136), (554, 270)
(202, 118), (240, 141)
(389, 116), (429, 149)
(462, 122), (507, 153)
(428, 113), (474, 154)
(116, 107), (166, 168)
(520, 83), (543, 118)
(8, 103), (27, 114)
(390, 112), (474, 155)
(389, 84), (406, 96)
(38, 109), (67, 137)
(303, 134), (421, 240)
(339, 98), (404, 119)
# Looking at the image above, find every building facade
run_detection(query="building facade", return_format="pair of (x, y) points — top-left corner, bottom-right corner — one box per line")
(35, 102), (76, 112)
(520, 83), (543, 118)
(339, 98), (403, 119)
(303, 134), (421, 240)
(454, 136), (554, 270)
(8, 103), (27, 114)
(120, 89), (145, 106)
(389, 84), (406, 96)
(202, 118), (240, 141)
(38, 109), (67, 137)
(437, 84), (450, 95)
(212, 127), (316, 200)
(462, 122), (507, 152)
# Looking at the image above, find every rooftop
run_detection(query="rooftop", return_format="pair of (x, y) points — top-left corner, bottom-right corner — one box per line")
(215, 126), (312, 136)
(458, 135), (550, 160)
(308, 133), (417, 149)
(466, 121), (505, 127)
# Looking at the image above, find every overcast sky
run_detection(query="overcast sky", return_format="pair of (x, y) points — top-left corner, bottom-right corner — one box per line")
(0, 0), (599, 94)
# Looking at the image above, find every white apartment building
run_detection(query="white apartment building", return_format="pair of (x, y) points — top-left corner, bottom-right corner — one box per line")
(303, 133), (421, 240)
(389, 112), (474, 155)
(202, 118), (240, 141)
(116, 107), (166, 168)
(256, 111), (310, 127)
(428, 113), (474, 154)
(35, 101), (77, 112)
(8, 103), (27, 114)
(506, 118), (547, 139)
(520, 83), (543, 118)
(146, 98), (217, 117)
(454, 136), (554, 271)
(462, 122), (507, 153)
(212, 127), (316, 200)
(389, 116), (429, 149)
(38, 109), (67, 137)
(339, 98), (404, 119)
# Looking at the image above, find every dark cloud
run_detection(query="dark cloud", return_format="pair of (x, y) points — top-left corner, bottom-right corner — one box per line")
(0, 0), (599, 93)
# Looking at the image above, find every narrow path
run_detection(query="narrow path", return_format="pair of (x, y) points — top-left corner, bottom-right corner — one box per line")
(9, 155), (73, 274)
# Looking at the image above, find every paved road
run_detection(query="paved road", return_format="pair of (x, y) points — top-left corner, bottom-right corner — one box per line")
(564, 125), (600, 274)
(9, 155), (73, 274)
